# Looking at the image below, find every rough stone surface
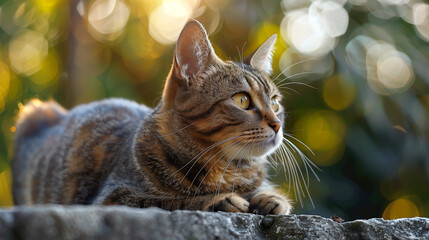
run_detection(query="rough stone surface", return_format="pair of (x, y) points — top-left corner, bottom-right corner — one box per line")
(0, 205), (428, 240)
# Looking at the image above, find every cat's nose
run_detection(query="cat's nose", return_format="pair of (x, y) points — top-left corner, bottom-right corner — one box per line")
(268, 121), (281, 134)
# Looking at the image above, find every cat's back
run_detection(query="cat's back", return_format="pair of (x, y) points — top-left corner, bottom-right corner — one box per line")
(68, 98), (151, 123)
(14, 98), (151, 154)
(13, 98), (151, 205)
(63, 98), (151, 139)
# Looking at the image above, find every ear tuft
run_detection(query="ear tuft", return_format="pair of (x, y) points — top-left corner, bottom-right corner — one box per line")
(174, 19), (216, 82)
(244, 34), (277, 75)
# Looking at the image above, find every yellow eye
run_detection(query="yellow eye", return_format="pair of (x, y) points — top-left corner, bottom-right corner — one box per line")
(232, 92), (251, 110)
(271, 97), (280, 112)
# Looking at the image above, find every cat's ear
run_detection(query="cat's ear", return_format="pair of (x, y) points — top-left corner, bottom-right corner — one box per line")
(244, 34), (277, 75)
(173, 19), (217, 82)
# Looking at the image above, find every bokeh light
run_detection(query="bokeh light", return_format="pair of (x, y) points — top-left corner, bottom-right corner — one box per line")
(413, 3), (429, 41)
(281, 9), (334, 57)
(294, 110), (346, 166)
(366, 42), (414, 94)
(87, 0), (131, 42)
(29, 52), (59, 88)
(323, 75), (356, 111)
(8, 30), (48, 76)
(0, 62), (10, 114)
(281, 0), (348, 57)
(309, 1), (349, 38)
(149, 0), (202, 45)
(278, 50), (334, 80)
(0, 169), (13, 207)
(380, 0), (410, 5)
(0, 1), (37, 34)
(34, 0), (62, 12)
(383, 197), (420, 220)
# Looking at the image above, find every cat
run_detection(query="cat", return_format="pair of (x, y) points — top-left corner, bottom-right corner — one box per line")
(13, 19), (292, 215)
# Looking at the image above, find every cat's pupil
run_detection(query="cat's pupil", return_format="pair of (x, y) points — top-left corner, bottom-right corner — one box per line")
(232, 92), (250, 110)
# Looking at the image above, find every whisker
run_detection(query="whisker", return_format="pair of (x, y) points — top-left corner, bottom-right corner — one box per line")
(179, 136), (243, 172)
(212, 141), (251, 210)
(281, 90), (292, 96)
(277, 81), (317, 89)
(236, 46), (242, 65)
(283, 139), (311, 186)
(231, 140), (256, 195)
(277, 86), (301, 95)
(237, 42), (247, 64)
(278, 142), (292, 192)
(280, 143), (304, 206)
(266, 155), (277, 170)
(241, 42), (247, 63)
(283, 135), (321, 176)
(235, 42), (247, 80)
(284, 133), (316, 156)
(272, 133), (322, 208)
(286, 145), (308, 199)
(282, 137), (318, 208)
(273, 58), (316, 81)
(189, 138), (246, 204)
(283, 137), (321, 180)
(234, 44), (241, 60)
(175, 135), (243, 184)
(276, 71), (315, 84)
(187, 138), (244, 197)
(277, 82), (316, 99)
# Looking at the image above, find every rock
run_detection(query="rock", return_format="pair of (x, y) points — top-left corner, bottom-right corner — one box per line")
(0, 205), (428, 240)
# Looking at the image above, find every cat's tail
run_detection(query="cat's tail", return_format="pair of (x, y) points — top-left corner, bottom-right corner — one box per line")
(15, 99), (67, 138)
(13, 99), (66, 205)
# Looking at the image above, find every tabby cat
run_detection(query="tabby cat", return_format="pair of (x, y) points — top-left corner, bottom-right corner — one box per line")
(13, 20), (293, 215)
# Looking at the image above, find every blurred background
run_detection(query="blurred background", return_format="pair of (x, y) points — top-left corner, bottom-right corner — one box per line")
(0, 0), (428, 221)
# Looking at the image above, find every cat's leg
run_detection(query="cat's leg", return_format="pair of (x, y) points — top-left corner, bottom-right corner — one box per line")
(200, 193), (249, 213)
(248, 191), (292, 215)
(99, 187), (249, 213)
(139, 193), (250, 213)
(247, 180), (292, 215)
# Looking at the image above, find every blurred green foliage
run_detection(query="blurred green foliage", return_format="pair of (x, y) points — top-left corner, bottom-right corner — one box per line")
(0, 0), (428, 220)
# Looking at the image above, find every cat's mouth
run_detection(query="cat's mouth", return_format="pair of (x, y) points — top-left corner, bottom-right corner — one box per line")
(219, 128), (283, 160)
(244, 128), (283, 158)
(255, 129), (283, 157)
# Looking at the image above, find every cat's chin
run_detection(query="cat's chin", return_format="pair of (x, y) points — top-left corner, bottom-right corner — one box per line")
(247, 128), (283, 158)
(221, 129), (283, 160)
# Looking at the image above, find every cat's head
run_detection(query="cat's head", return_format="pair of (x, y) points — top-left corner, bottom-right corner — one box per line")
(161, 19), (284, 159)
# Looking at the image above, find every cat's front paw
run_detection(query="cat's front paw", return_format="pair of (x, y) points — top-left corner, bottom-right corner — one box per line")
(207, 194), (249, 213)
(249, 192), (291, 215)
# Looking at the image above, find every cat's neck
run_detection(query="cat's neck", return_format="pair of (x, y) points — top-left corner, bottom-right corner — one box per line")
(133, 110), (265, 195)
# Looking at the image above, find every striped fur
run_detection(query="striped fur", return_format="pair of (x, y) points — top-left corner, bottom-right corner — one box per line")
(13, 20), (292, 215)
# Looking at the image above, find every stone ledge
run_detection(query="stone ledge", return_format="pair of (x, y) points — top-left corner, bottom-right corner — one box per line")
(0, 205), (428, 240)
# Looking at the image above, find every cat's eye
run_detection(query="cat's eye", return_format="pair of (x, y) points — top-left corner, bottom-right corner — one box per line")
(271, 97), (280, 112)
(232, 92), (251, 110)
